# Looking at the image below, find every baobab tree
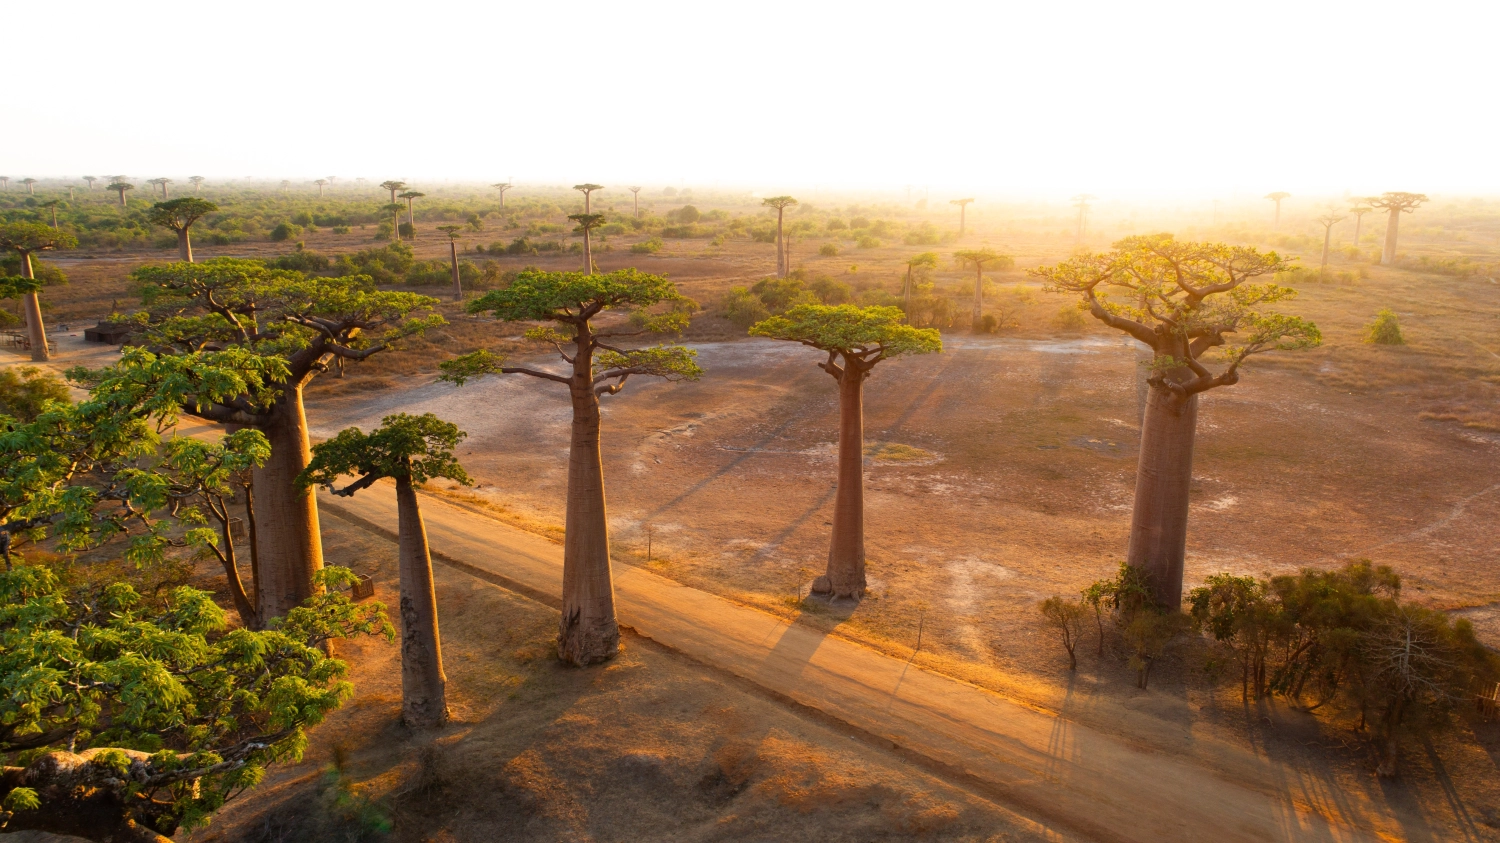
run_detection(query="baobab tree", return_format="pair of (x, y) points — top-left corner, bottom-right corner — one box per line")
(1369, 192), (1428, 265)
(1072, 194), (1097, 242)
(762, 195), (798, 278)
(300, 413), (469, 727)
(382, 202), (405, 241)
(83, 175), (96, 190)
(1316, 212), (1344, 277)
(189, 175), (204, 192)
(628, 186), (643, 218)
(147, 178), (162, 197)
(573, 183), (603, 214)
(750, 305), (941, 599)
(158, 177), (173, 198)
(441, 268), (701, 665)
(902, 251), (939, 317)
(438, 224), (464, 299)
(0, 222), (76, 363)
(491, 181), (512, 209)
(1264, 192), (1290, 228)
(279, 179), (291, 194)
(114, 260), (442, 620)
(569, 213), (605, 275)
(147, 197), (219, 262)
(1349, 204), (1372, 249)
(399, 190), (424, 232)
(38, 199), (62, 229)
(314, 178), (328, 197)
(954, 248), (1013, 332)
(380, 179), (407, 204)
(108, 180), (134, 206)
(950, 198), (974, 236)
(21, 178), (37, 195)
(0, 177), (8, 191)
(1032, 235), (1321, 607)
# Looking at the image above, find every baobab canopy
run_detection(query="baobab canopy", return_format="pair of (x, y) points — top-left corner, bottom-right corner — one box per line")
(751, 304), (942, 360)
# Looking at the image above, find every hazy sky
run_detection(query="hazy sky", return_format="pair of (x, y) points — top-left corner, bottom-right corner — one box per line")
(7, 0), (1496, 198)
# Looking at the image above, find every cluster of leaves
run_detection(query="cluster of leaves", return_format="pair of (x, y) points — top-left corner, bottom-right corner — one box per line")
(719, 271), (895, 330)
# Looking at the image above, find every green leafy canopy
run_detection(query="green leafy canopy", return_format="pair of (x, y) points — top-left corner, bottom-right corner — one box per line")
(750, 304), (942, 359)
(298, 413), (471, 493)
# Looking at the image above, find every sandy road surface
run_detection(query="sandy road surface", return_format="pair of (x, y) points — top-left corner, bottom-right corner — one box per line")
(319, 483), (1400, 843)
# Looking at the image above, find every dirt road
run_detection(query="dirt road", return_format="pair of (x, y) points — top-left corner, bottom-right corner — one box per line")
(320, 484), (1400, 843)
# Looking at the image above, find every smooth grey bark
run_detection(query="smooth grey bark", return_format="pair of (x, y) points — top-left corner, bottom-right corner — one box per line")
(812, 356), (870, 599)
(1381, 208), (1401, 265)
(19, 253), (49, 362)
(251, 385), (324, 619)
(1126, 361), (1199, 609)
(177, 227), (194, 263)
(448, 238), (461, 300)
(395, 475), (449, 726)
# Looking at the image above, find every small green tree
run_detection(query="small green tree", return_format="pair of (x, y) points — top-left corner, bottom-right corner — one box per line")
(381, 203), (404, 241)
(438, 225), (464, 300)
(1189, 574), (1281, 700)
(441, 269), (701, 665)
(398, 190), (424, 233)
(750, 305), (941, 598)
(762, 196), (799, 277)
(147, 198), (218, 263)
(300, 413), (471, 727)
(0, 222), (77, 362)
(1365, 308), (1404, 345)
(902, 252), (939, 318)
(1040, 596), (1087, 670)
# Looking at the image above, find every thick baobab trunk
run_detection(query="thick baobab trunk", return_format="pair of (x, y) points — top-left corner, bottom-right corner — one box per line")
(813, 362), (868, 599)
(449, 239), (462, 300)
(251, 386), (324, 619)
(117, 189), (127, 206)
(1381, 208), (1401, 265)
(177, 227), (194, 263)
(395, 475), (449, 726)
(558, 366), (619, 665)
(392, 209), (401, 241)
(19, 254), (49, 363)
(1320, 226), (1332, 276)
(959, 205), (966, 237)
(971, 266), (984, 332)
(406, 201), (415, 230)
(1125, 365), (1199, 609)
(776, 210), (786, 278)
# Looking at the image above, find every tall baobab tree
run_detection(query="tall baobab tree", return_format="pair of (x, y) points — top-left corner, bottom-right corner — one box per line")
(382, 203), (405, 241)
(1349, 204), (1372, 249)
(21, 178), (38, 195)
(491, 182), (512, 209)
(108, 180), (134, 206)
(1264, 192), (1290, 228)
(83, 176), (97, 191)
(0, 177), (9, 191)
(147, 178), (162, 197)
(147, 198), (219, 262)
(438, 225), (464, 300)
(300, 413), (469, 727)
(39, 200), (62, 230)
(1369, 192), (1428, 265)
(399, 190), (424, 233)
(627, 186), (643, 218)
(569, 213), (605, 275)
(573, 183), (603, 214)
(66, 186), (74, 201)
(954, 248), (1013, 332)
(314, 179), (328, 197)
(0, 222), (77, 363)
(277, 179), (290, 194)
(189, 175), (205, 192)
(762, 195), (798, 278)
(950, 198), (974, 237)
(1072, 194), (1097, 242)
(750, 305), (941, 599)
(1033, 236), (1321, 607)
(158, 178), (173, 198)
(1316, 213), (1344, 277)
(441, 268), (702, 665)
(325, 176), (337, 189)
(902, 251), (939, 318)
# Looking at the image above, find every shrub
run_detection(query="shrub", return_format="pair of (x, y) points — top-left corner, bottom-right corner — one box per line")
(1040, 596), (1086, 670)
(856, 236), (882, 249)
(270, 222), (304, 242)
(631, 237), (663, 255)
(1365, 308), (1405, 345)
(819, 243), (839, 257)
(671, 205), (701, 224)
(398, 222), (415, 239)
(290, 210), (314, 226)
(720, 287), (770, 329)
(826, 219), (847, 231)
(1054, 304), (1089, 331)
(332, 225), (351, 235)
(601, 223), (628, 236)
(808, 277), (853, 305)
(0, 366), (70, 421)
(271, 250), (330, 273)
(0, 257), (66, 286)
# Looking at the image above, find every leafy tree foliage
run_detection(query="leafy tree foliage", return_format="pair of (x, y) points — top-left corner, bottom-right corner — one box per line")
(0, 367), (69, 422)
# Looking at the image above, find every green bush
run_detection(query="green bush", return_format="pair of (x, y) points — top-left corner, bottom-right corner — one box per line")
(818, 243), (839, 257)
(336, 242), (414, 284)
(856, 236), (882, 249)
(1365, 308), (1405, 345)
(0, 366), (70, 421)
(290, 211), (314, 226)
(808, 277), (853, 305)
(331, 225), (351, 235)
(1054, 304), (1089, 331)
(269, 222), (304, 242)
(398, 222), (415, 239)
(0, 257), (66, 286)
(630, 237), (663, 255)
(271, 250), (330, 273)
(720, 287), (771, 329)
(601, 223), (628, 236)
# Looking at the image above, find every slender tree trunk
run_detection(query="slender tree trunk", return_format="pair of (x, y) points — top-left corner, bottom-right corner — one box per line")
(960, 205), (966, 237)
(251, 386), (323, 620)
(633, 192), (638, 218)
(407, 200), (415, 230)
(971, 265), (984, 332)
(392, 210), (401, 241)
(19, 254), (49, 363)
(162, 183), (168, 199)
(1353, 215), (1363, 250)
(395, 475), (449, 726)
(1273, 201), (1281, 229)
(1376, 698), (1404, 777)
(1381, 208), (1400, 265)
(558, 335), (619, 665)
(177, 227), (193, 263)
(50, 207), (58, 229)
(449, 239), (462, 300)
(583, 228), (593, 275)
(776, 209), (786, 278)
(242, 476), (262, 626)
(1126, 364), (1198, 609)
(218, 510), (258, 628)
(1320, 226), (1332, 277)
(814, 360), (868, 599)
(903, 265), (913, 321)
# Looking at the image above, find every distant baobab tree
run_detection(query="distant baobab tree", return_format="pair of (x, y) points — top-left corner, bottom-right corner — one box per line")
(0, 177), (9, 191)
(148, 198), (219, 262)
(1264, 192), (1290, 228)
(491, 182), (512, 209)
(325, 176), (337, 188)
(0, 222), (77, 363)
(1072, 194), (1097, 242)
(627, 186), (643, 218)
(950, 198), (974, 236)
(314, 178), (328, 197)
(1315, 212), (1344, 277)
(399, 190), (424, 233)
(38, 200), (62, 230)
(1033, 235), (1321, 608)
(147, 178), (163, 197)
(356, 177), (369, 193)
(83, 176), (96, 190)
(108, 180), (134, 206)
(21, 178), (37, 195)
(1369, 192), (1428, 265)
(762, 195), (798, 278)
(438, 224), (464, 299)
(1349, 204), (1372, 249)
(66, 187), (74, 201)
(750, 305), (941, 600)
(382, 203), (404, 241)
(279, 179), (291, 194)
(573, 183), (603, 214)
(189, 175), (205, 192)
(954, 247), (1013, 332)
(441, 268), (702, 665)
(158, 177), (173, 198)
(902, 251), (939, 317)
(569, 213), (605, 275)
